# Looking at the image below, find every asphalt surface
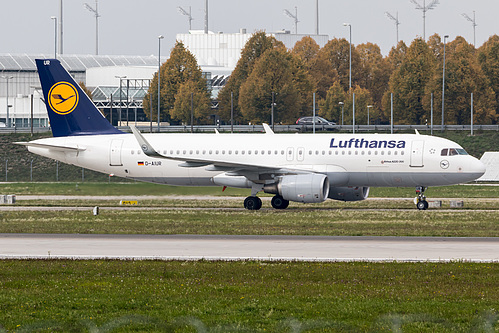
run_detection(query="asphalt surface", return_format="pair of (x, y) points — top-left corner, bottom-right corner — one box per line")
(1, 234), (498, 262)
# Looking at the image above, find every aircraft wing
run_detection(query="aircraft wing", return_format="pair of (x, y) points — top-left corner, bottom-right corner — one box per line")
(15, 141), (86, 152)
(130, 126), (307, 179)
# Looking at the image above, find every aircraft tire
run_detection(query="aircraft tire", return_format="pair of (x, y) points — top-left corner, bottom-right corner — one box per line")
(244, 196), (262, 210)
(271, 195), (289, 209)
(416, 200), (429, 210)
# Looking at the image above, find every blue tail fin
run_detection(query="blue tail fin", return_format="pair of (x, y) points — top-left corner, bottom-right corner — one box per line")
(36, 59), (123, 137)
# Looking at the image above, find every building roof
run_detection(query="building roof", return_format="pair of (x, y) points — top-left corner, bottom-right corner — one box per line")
(0, 54), (164, 72)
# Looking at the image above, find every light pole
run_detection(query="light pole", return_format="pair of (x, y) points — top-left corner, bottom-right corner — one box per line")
(339, 102), (344, 126)
(385, 11), (400, 45)
(51, 16), (57, 59)
(410, 0), (440, 40)
(367, 105), (372, 125)
(442, 34), (449, 132)
(462, 11), (477, 47)
(157, 35), (164, 132)
(115, 75), (126, 126)
(343, 23), (352, 91)
(2, 76), (14, 128)
(84, 0), (100, 55)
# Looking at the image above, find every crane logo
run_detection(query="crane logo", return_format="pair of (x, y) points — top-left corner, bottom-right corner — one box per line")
(48, 82), (79, 115)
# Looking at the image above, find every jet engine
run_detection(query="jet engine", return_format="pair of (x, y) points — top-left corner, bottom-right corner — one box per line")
(327, 186), (370, 201)
(264, 174), (329, 203)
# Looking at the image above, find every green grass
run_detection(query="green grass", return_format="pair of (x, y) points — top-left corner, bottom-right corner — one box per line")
(0, 260), (497, 332)
(2, 182), (499, 198)
(1, 208), (498, 237)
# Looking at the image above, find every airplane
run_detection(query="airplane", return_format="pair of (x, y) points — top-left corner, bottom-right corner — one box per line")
(17, 59), (486, 210)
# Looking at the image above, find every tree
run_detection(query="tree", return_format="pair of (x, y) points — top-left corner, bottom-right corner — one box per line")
(292, 36), (337, 100)
(386, 40), (408, 71)
(356, 42), (390, 111)
(478, 35), (499, 122)
(318, 38), (362, 92)
(426, 36), (497, 125)
(319, 81), (346, 123)
(383, 38), (435, 124)
(171, 80), (211, 124)
(217, 32), (285, 123)
(238, 49), (301, 124)
(143, 41), (208, 123)
(343, 86), (374, 125)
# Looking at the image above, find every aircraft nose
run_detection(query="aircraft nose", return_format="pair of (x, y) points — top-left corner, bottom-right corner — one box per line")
(470, 157), (486, 178)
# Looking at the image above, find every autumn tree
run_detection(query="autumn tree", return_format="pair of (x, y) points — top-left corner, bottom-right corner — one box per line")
(356, 42), (391, 112)
(291, 36), (336, 100)
(171, 80), (212, 124)
(319, 81), (346, 123)
(343, 86), (374, 125)
(386, 40), (408, 72)
(143, 41), (208, 123)
(382, 38), (435, 124)
(478, 35), (499, 121)
(217, 32), (285, 123)
(239, 49), (303, 124)
(318, 38), (363, 92)
(426, 36), (497, 125)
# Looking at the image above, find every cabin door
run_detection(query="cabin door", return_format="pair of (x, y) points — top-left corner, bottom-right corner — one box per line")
(109, 139), (123, 166)
(410, 140), (424, 167)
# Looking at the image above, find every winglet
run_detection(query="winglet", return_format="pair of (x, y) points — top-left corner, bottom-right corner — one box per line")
(130, 126), (163, 158)
(262, 123), (274, 134)
(415, 129), (420, 135)
(214, 128), (220, 134)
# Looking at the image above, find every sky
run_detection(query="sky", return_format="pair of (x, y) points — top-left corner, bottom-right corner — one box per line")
(0, 0), (497, 58)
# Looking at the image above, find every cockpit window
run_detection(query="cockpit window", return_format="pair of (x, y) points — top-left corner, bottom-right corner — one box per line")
(441, 148), (469, 156)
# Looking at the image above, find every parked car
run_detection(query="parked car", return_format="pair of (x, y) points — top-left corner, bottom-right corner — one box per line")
(296, 116), (336, 126)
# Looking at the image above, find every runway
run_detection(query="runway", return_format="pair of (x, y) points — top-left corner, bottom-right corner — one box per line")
(1, 234), (498, 262)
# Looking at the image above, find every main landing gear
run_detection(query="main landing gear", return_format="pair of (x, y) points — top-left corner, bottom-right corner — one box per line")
(415, 186), (429, 210)
(244, 196), (262, 210)
(243, 195), (290, 210)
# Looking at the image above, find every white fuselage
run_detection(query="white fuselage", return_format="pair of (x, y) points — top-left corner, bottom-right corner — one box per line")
(27, 132), (485, 189)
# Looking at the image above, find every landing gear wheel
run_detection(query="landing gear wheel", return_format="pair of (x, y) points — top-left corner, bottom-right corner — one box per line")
(244, 196), (262, 210)
(415, 186), (429, 210)
(271, 195), (289, 209)
(417, 200), (429, 210)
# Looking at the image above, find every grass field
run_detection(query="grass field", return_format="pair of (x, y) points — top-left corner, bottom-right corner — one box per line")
(1, 182), (497, 332)
(0, 260), (497, 332)
(1, 181), (499, 198)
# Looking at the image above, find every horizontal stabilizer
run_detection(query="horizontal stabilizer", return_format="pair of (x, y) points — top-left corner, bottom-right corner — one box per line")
(15, 141), (86, 152)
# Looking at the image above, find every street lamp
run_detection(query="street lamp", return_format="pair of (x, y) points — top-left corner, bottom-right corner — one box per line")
(367, 105), (373, 125)
(51, 16), (57, 59)
(339, 102), (344, 126)
(84, 0), (100, 55)
(442, 34), (449, 131)
(157, 35), (164, 132)
(343, 23), (352, 91)
(1, 75), (14, 128)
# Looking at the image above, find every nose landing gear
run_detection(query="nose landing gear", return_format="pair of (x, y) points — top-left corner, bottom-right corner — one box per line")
(415, 186), (429, 210)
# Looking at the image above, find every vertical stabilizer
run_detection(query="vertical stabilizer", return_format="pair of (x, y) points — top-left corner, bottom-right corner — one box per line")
(36, 59), (122, 137)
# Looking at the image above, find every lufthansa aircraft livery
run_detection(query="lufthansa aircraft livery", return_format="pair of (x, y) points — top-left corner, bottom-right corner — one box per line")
(18, 59), (486, 210)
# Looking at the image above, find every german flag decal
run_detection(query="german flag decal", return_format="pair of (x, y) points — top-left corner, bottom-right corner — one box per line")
(137, 161), (144, 166)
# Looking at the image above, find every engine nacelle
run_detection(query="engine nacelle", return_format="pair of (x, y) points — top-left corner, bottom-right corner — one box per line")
(328, 186), (370, 201)
(264, 174), (329, 203)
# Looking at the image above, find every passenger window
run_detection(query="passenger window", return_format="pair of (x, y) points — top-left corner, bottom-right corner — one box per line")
(441, 149), (448, 156)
